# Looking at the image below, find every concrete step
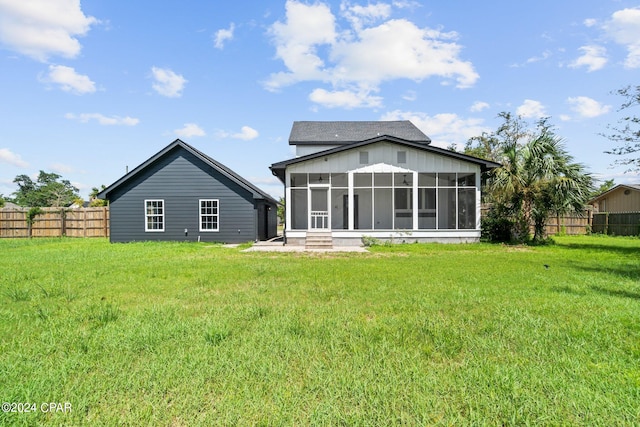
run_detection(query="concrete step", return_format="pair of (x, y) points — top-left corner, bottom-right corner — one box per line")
(305, 232), (333, 249)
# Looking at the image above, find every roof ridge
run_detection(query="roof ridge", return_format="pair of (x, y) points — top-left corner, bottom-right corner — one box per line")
(97, 139), (277, 204)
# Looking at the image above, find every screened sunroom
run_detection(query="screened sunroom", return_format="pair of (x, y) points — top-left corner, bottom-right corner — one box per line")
(270, 128), (500, 245)
(288, 166), (478, 233)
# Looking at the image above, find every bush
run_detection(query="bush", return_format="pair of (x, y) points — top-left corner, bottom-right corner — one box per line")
(481, 207), (513, 242)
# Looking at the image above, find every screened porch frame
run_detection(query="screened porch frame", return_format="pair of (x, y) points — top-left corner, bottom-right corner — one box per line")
(286, 163), (479, 232)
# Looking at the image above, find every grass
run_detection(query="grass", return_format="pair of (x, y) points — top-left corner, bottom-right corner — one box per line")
(0, 236), (638, 426)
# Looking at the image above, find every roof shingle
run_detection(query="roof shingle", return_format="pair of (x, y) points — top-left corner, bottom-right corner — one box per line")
(289, 121), (431, 145)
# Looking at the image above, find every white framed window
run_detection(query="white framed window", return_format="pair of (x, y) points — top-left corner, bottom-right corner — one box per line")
(145, 200), (164, 232)
(200, 199), (219, 232)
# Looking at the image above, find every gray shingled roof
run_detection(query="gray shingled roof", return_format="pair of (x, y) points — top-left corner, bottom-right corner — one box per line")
(289, 121), (431, 145)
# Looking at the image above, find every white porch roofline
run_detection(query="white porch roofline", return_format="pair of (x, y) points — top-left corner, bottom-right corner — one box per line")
(348, 162), (413, 174)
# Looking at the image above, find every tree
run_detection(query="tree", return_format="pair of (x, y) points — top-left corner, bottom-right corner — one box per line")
(89, 185), (108, 207)
(590, 178), (615, 198)
(603, 85), (640, 171)
(12, 171), (79, 207)
(472, 114), (593, 242)
(277, 196), (285, 226)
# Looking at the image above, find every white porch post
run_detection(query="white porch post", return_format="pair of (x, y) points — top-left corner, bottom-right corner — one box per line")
(348, 172), (354, 230)
(412, 171), (418, 230)
(285, 172), (292, 231)
(475, 170), (482, 230)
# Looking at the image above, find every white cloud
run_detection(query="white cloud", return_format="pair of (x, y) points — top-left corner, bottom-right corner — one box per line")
(603, 7), (640, 68)
(151, 67), (187, 97)
(470, 101), (489, 112)
(50, 162), (74, 174)
(340, 2), (391, 31)
(509, 51), (551, 68)
(526, 50), (551, 64)
(0, 148), (29, 168)
(392, 0), (421, 9)
(217, 126), (259, 141)
(309, 88), (382, 108)
(214, 23), (235, 49)
(265, 0), (478, 107)
(42, 65), (96, 94)
(402, 90), (417, 101)
(330, 19), (478, 88)
(516, 99), (547, 119)
(233, 126), (259, 140)
(566, 96), (611, 118)
(584, 18), (597, 28)
(266, 0), (336, 90)
(174, 123), (206, 138)
(65, 113), (139, 126)
(0, 0), (97, 61)
(569, 45), (607, 71)
(381, 110), (490, 149)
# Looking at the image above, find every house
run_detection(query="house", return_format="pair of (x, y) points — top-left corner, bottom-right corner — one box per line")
(270, 121), (500, 246)
(588, 184), (640, 213)
(98, 139), (278, 243)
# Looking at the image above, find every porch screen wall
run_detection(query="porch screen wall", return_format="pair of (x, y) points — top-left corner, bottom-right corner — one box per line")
(331, 189), (348, 229)
(354, 188), (373, 229)
(374, 188), (392, 229)
(438, 188), (456, 229)
(418, 173), (436, 229)
(289, 171), (477, 231)
(331, 173), (348, 230)
(458, 188), (476, 229)
(291, 189), (307, 229)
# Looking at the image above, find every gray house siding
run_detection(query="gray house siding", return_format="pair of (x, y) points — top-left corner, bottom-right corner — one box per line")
(108, 146), (259, 243)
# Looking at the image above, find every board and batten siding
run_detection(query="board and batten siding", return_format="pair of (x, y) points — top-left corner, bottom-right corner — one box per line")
(593, 187), (640, 213)
(286, 142), (480, 175)
(108, 146), (257, 243)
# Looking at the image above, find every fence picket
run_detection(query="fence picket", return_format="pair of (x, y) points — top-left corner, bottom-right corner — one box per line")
(592, 212), (640, 236)
(5, 206), (636, 239)
(0, 207), (110, 238)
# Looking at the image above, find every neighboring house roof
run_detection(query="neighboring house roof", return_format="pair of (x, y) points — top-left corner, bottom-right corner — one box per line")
(270, 135), (501, 182)
(588, 184), (640, 204)
(289, 121), (431, 146)
(1, 202), (22, 209)
(97, 139), (278, 204)
(68, 201), (90, 208)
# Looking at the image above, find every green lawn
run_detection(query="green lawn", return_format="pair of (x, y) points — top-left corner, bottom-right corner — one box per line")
(0, 236), (638, 426)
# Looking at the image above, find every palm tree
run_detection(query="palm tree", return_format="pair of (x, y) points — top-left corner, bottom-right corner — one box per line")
(487, 117), (593, 242)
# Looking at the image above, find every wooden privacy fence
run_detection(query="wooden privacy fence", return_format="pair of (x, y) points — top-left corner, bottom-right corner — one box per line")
(541, 211), (592, 236)
(2, 206), (594, 239)
(480, 206), (592, 237)
(592, 212), (640, 236)
(0, 207), (109, 238)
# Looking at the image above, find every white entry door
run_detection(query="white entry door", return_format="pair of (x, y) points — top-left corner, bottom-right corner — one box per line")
(309, 187), (329, 230)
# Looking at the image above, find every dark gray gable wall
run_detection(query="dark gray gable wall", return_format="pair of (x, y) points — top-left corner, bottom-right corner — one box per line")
(108, 145), (258, 243)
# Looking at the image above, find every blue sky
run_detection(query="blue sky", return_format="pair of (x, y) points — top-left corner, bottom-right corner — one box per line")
(1, 0), (639, 201)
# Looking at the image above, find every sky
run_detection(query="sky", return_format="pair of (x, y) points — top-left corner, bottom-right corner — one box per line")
(1, 0), (639, 201)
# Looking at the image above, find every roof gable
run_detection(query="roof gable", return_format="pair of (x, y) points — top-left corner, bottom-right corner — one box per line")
(289, 121), (431, 146)
(270, 135), (501, 182)
(588, 184), (640, 204)
(98, 139), (277, 204)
